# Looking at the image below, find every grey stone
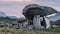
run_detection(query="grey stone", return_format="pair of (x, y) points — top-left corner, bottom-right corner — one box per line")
(27, 25), (33, 29)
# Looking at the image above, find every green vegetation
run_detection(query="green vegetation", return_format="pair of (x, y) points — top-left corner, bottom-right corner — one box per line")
(0, 17), (60, 34)
(0, 27), (60, 34)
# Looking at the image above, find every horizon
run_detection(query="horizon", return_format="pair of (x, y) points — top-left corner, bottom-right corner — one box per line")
(0, 0), (60, 18)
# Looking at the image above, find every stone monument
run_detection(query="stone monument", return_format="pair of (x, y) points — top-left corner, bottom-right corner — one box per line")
(22, 4), (57, 29)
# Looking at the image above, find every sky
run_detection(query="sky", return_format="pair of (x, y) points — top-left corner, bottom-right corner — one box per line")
(0, 0), (60, 18)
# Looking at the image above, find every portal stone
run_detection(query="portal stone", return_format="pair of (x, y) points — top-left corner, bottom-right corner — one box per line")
(33, 15), (41, 29)
(44, 16), (51, 29)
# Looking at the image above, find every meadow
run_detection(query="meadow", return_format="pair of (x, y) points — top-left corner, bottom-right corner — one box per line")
(0, 27), (60, 34)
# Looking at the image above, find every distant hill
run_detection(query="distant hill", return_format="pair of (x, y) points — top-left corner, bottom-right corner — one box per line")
(49, 11), (60, 21)
(0, 12), (17, 20)
(8, 16), (17, 19)
(0, 12), (6, 17)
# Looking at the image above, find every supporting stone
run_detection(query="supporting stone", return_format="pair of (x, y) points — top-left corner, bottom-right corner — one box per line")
(26, 19), (33, 29)
(41, 17), (46, 29)
(33, 15), (41, 29)
(44, 16), (51, 29)
(26, 19), (29, 25)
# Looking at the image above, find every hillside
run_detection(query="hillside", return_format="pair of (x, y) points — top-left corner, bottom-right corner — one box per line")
(0, 27), (60, 34)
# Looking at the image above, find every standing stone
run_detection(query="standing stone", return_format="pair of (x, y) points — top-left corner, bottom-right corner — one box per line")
(26, 19), (29, 25)
(33, 15), (41, 29)
(44, 16), (51, 29)
(23, 22), (28, 27)
(27, 25), (33, 29)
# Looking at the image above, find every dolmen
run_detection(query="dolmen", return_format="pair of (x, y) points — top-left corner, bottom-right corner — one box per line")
(22, 4), (57, 29)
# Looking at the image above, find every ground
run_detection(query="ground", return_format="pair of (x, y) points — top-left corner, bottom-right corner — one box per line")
(0, 27), (60, 34)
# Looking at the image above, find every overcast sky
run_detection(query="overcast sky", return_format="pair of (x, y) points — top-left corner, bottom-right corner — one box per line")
(0, 0), (60, 18)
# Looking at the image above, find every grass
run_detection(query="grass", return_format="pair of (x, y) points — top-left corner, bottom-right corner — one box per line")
(0, 27), (60, 34)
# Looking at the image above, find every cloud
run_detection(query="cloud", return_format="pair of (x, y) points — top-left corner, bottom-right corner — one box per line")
(33, 0), (60, 2)
(0, 0), (32, 2)
(0, 0), (60, 18)
(0, 1), (31, 18)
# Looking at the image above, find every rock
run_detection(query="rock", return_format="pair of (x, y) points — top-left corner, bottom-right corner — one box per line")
(27, 25), (33, 29)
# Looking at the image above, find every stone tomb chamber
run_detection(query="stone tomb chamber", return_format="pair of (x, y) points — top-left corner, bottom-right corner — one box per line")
(22, 4), (57, 29)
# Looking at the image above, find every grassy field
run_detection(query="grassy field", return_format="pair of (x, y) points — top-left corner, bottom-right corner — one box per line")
(0, 27), (60, 34)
